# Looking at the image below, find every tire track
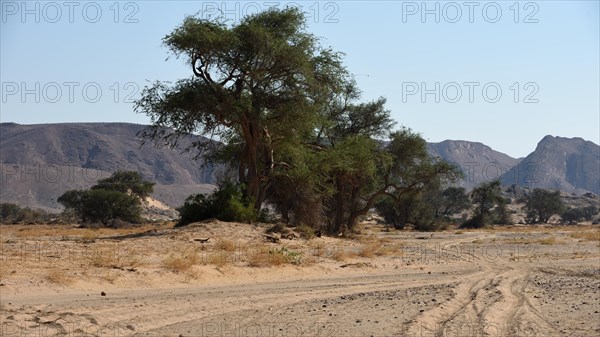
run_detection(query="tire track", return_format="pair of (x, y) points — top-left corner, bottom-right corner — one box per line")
(404, 262), (561, 337)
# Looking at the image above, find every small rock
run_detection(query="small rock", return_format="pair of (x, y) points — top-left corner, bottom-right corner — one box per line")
(101, 291), (106, 296)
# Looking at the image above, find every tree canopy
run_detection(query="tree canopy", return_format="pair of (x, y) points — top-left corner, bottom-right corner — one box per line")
(135, 8), (348, 210)
(58, 171), (153, 226)
(462, 180), (509, 228)
(135, 8), (462, 234)
(525, 188), (565, 224)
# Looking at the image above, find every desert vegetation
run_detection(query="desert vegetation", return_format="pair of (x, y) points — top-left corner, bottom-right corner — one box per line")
(134, 8), (461, 235)
(57, 171), (154, 226)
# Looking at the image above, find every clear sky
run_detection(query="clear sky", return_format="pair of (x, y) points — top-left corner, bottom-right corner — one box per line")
(1, 1), (598, 158)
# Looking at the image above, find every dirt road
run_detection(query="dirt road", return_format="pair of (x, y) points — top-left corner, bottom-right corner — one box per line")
(1, 224), (599, 336)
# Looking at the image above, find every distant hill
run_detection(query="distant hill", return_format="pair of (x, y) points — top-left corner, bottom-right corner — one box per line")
(499, 135), (600, 195)
(427, 140), (521, 190)
(1, 123), (598, 212)
(0, 123), (217, 211)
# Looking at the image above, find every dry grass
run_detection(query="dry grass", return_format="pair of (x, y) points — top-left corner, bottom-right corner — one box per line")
(215, 238), (237, 252)
(0, 260), (14, 281)
(84, 244), (143, 269)
(570, 231), (600, 242)
(182, 269), (202, 282)
(79, 229), (99, 242)
(503, 236), (559, 245)
(101, 270), (120, 283)
(11, 224), (160, 239)
(356, 237), (402, 257)
(45, 269), (72, 285)
(308, 242), (327, 258)
(333, 248), (358, 262)
(359, 242), (382, 258)
(376, 242), (403, 256)
(207, 251), (232, 267)
(538, 237), (557, 245)
(88, 251), (119, 268)
(246, 245), (296, 267)
(162, 248), (199, 272)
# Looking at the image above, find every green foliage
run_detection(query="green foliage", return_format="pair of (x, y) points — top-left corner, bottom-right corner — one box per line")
(177, 182), (257, 226)
(0, 203), (52, 224)
(57, 190), (87, 218)
(462, 213), (493, 229)
(493, 202), (513, 225)
(57, 171), (153, 226)
(375, 196), (409, 230)
(320, 125), (461, 234)
(375, 184), (467, 232)
(581, 206), (598, 221)
(79, 189), (142, 225)
(438, 187), (471, 217)
(136, 7), (348, 209)
(524, 189), (565, 224)
(92, 170), (154, 199)
(134, 7), (461, 235)
(561, 207), (584, 224)
(462, 180), (508, 228)
(561, 206), (597, 224)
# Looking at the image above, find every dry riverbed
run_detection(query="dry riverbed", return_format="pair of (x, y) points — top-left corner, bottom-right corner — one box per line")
(1, 221), (599, 336)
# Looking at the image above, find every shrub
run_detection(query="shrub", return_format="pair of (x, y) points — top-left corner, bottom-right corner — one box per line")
(295, 224), (316, 239)
(92, 170), (155, 199)
(59, 189), (142, 226)
(525, 189), (564, 224)
(0, 203), (52, 224)
(582, 206), (598, 221)
(86, 189), (142, 225)
(462, 180), (505, 228)
(562, 207), (584, 224)
(461, 213), (492, 229)
(177, 181), (257, 226)
(57, 171), (152, 226)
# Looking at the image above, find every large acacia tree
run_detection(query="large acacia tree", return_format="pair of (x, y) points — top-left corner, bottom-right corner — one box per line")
(135, 8), (347, 210)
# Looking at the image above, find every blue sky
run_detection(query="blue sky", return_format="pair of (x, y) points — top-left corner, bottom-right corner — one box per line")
(1, 1), (598, 158)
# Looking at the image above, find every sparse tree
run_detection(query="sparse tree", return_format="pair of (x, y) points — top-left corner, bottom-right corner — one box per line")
(58, 171), (153, 226)
(462, 180), (506, 228)
(581, 206), (598, 221)
(525, 188), (564, 224)
(135, 8), (348, 211)
(375, 183), (468, 231)
(92, 170), (154, 199)
(437, 187), (470, 218)
(57, 190), (88, 222)
(80, 189), (142, 226)
(326, 127), (460, 234)
(561, 207), (584, 224)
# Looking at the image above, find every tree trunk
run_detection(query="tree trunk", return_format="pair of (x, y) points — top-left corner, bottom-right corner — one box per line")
(240, 117), (265, 212)
(346, 189), (388, 232)
(333, 176), (346, 235)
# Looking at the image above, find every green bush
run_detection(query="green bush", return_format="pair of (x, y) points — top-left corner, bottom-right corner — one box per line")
(92, 170), (155, 198)
(57, 171), (151, 226)
(524, 189), (564, 224)
(177, 182), (257, 226)
(81, 189), (142, 225)
(0, 203), (52, 224)
(561, 207), (584, 224)
(581, 206), (598, 221)
(461, 213), (492, 229)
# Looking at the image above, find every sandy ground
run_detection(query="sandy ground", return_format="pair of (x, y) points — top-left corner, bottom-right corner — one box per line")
(1, 221), (599, 337)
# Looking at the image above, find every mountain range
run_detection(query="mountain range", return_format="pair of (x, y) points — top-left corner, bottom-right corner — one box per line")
(0, 123), (216, 211)
(1, 122), (598, 211)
